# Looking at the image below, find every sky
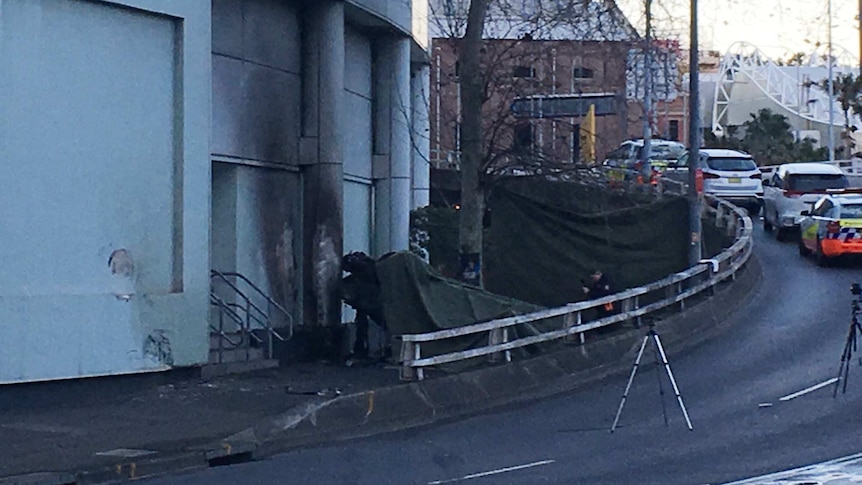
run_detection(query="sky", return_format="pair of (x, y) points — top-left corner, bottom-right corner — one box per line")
(616, 0), (861, 64)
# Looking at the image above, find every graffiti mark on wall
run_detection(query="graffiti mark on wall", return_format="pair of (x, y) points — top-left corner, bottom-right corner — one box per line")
(144, 330), (173, 366)
(108, 248), (135, 301)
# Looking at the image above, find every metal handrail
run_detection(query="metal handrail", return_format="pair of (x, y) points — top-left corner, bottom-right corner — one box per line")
(209, 270), (292, 361)
(398, 192), (753, 381)
(221, 302), (266, 344)
(212, 270), (294, 340)
(209, 293), (247, 363)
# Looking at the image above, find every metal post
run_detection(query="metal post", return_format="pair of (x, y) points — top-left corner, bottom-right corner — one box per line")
(828, 0), (835, 162)
(642, 0), (654, 163)
(687, 0), (703, 265)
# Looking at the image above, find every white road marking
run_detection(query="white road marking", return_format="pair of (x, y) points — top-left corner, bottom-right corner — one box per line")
(427, 460), (555, 485)
(757, 402), (773, 408)
(778, 378), (838, 401)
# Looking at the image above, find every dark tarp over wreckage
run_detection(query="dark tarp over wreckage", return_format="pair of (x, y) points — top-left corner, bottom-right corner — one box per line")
(374, 178), (728, 368)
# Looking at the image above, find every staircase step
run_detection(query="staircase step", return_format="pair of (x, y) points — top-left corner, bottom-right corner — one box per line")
(208, 346), (264, 364)
(200, 359), (279, 379)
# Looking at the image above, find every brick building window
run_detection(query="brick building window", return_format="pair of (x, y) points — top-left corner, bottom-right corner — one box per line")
(669, 120), (679, 141)
(513, 65), (536, 78)
(513, 123), (534, 151)
(573, 66), (594, 79)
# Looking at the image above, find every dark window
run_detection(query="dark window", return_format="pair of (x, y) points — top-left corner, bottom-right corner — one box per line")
(668, 120), (679, 141)
(841, 204), (862, 218)
(705, 157), (757, 171)
(786, 174), (848, 191)
(513, 65), (536, 78)
(573, 66), (594, 79)
(513, 123), (534, 150)
(812, 199), (834, 217)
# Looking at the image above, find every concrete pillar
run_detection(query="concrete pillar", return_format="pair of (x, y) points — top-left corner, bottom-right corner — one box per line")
(373, 37), (412, 255)
(301, 2), (344, 328)
(411, 64), (431, 209)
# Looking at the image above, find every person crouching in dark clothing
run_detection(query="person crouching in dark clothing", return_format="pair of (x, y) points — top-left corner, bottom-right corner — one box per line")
(582, 269), (615, 318)
(339, 252), (390, 360)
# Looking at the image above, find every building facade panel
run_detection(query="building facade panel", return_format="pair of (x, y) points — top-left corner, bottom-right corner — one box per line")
(348, 0), (413, 37)
(343, 26), (374, 180)
(0, 0), (211, 383)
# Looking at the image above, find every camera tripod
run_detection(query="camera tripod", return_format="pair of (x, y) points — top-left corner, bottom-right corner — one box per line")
(610, 323), (693, 432)
(833, 297), (862, 397)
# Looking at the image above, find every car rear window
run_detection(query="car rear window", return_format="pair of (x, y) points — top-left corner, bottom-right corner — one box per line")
(787, 174), (848, 191)
(705, 157), (757, 171)
(841, 204), (862, 218)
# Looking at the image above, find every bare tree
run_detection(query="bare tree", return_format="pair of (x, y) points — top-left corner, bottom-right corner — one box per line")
(431, 0), (642, 286)
(458, 0), (490, 286)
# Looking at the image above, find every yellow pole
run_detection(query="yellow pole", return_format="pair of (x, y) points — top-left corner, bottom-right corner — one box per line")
(579, 104), (596, 164)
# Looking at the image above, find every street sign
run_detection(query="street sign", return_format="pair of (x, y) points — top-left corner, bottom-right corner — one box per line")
(510, 93), (618, 119)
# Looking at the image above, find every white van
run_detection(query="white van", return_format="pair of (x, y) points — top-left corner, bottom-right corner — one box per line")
(762, 162), (849, 241)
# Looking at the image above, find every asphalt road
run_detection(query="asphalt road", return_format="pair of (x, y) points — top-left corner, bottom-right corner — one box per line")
(144, 222), (862, 485)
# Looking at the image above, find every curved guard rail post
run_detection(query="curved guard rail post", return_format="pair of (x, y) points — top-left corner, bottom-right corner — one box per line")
(398, 190), (754, 381)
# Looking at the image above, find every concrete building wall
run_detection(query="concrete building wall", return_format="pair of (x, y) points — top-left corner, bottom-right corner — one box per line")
(0, 0), (211, 383)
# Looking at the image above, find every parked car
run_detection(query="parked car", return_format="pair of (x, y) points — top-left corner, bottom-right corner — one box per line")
(798, 192), (862, 266)
(671, 148), (763, 214)
(762, 162), (849, 241)
(603, 139), (685, 184)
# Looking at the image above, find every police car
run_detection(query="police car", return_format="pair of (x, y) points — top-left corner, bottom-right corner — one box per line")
(798, 191), (862, 266)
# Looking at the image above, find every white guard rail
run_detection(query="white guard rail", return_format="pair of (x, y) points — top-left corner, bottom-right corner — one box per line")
(398, 194), (753, 381)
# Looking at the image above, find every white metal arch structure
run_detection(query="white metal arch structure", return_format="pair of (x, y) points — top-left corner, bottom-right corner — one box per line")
(803, 43), (857, 69)
(711, 41), (849, 137)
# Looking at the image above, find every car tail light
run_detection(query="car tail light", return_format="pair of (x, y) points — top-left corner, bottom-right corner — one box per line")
(702, 172), (721, 179)
(827, 221), (841, 234)
(783, 190), (802, 198)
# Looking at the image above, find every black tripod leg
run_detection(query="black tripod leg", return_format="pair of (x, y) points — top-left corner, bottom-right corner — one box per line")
(610, 335), (649, 433)
(651, 334), (669, 427)
(834, 330), (854, 397)
(855, 322), (862, 367)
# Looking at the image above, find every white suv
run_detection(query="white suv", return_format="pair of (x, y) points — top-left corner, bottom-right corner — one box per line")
(672, 148), (763, 213)
(762, 162), (849, 241)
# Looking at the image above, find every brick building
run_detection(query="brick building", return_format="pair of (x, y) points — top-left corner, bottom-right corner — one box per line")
(431, 37), (635, 171)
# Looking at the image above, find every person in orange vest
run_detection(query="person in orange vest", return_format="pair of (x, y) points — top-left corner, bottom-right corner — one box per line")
(582, 269), (615, 317)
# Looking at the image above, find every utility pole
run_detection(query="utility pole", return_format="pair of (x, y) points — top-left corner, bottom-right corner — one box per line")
(828, 0), (835, 162)
(642, 0), (653, 163)
(687, 0), (702, 265)
(859, 0), (862, 73)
